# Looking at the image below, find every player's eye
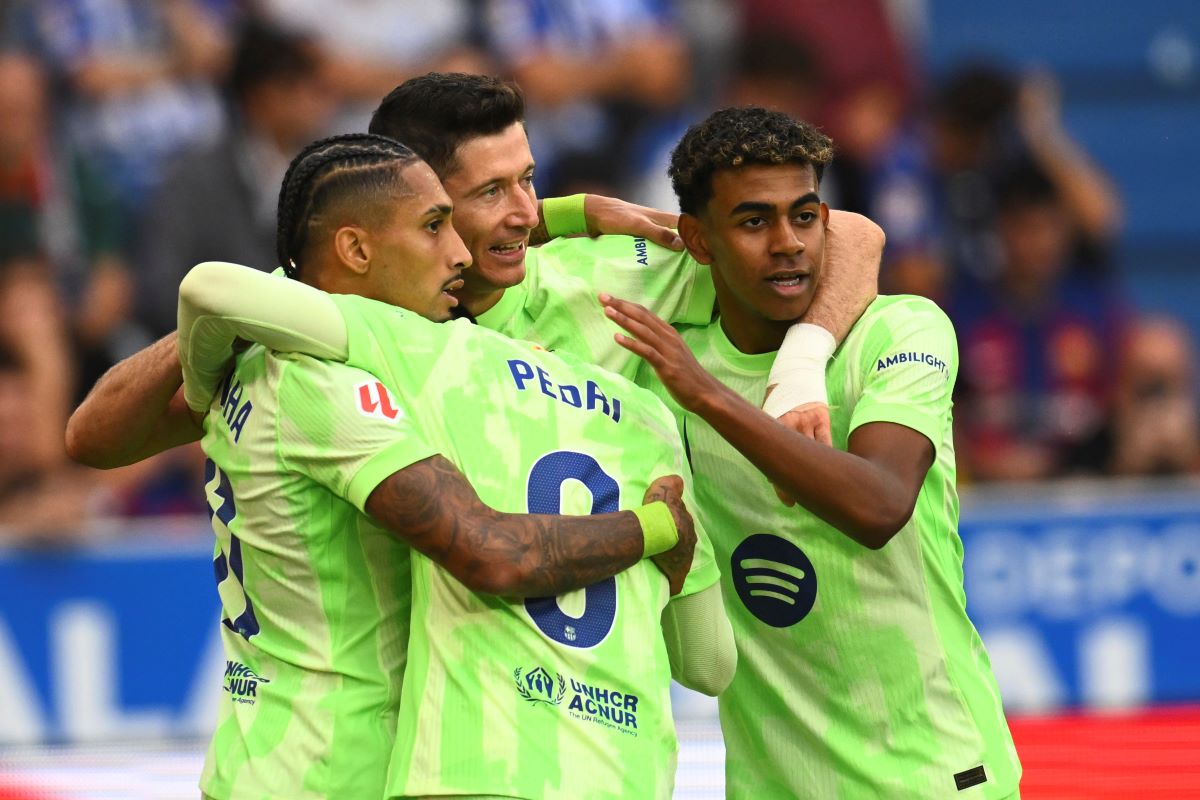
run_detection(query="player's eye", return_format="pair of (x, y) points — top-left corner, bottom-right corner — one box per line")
(794, 210), (818, 224)
(521, 173), (535, 187)
(742, 216), (767, 229)
(426, 219), (442, 233)
(483, 185), (500, 198)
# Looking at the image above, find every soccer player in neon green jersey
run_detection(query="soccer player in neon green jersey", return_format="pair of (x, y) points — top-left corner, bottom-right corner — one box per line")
(601, 107), (1022, 798)
(330, 291), (724, 800)
(67, 72), (883, 475)
(182, 134), (728, 800)
(368, 72), (883, 416)
(188, 268), (729, 800)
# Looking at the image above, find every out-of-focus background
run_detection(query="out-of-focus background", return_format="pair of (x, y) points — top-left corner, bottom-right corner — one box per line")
(0, 0), (1196, 797)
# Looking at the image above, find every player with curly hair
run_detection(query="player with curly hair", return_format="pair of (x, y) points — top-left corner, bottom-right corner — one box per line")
(602, 107), (1022, 798)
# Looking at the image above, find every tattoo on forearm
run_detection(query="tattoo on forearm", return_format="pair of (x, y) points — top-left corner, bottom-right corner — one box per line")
(366, 455), (642, 596)
(528, 218), (551, 247)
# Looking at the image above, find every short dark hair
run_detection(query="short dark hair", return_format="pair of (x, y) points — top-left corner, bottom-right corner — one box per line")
(669, 107), (833, 215)
(368, 72), (526, 178)
(933, 65), (1016, 137)
(733, 32), (820, 86)
(276, 134), (421, 278)
(997, 161), (1060, 214)
(228, 22), (319, 101)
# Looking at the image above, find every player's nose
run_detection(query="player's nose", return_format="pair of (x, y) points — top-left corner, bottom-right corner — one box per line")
(509, 185), (539, 231)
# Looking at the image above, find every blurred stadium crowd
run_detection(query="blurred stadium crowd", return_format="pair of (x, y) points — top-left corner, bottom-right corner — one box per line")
(0, 0), (1196, 537)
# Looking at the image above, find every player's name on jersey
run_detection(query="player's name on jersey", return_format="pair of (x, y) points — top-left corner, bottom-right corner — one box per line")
(218, 373), (254, 443)
(514, 666), (640, 736)
(507, 358), (623, 423)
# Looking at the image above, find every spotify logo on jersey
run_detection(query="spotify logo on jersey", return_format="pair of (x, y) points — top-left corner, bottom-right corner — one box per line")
(731, 534), (818, 628)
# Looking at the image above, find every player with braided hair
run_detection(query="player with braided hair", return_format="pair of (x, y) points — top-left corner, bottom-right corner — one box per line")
(67, 73), (886, 471)
(273, 135), (420, 279)
(180, 134), (729, 799)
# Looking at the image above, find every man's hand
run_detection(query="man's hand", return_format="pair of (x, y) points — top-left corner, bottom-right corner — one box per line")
(585, 195), (683, 251)
(771, 400), (831, 506)
(763, 391), (829, 506)
(599, 294), (719, 413)
(605, 293), (826, 509)
(775, 401), (832, 445)
(642, 474), (696, 595)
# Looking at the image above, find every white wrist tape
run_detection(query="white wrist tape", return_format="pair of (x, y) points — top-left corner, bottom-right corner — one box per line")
(763, 323), (835, 418)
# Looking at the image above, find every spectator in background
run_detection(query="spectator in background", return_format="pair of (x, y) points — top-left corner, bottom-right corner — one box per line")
(12, 0), (230, 223)
(0, 265), (73, 491)
(135, 22), (335, 337)
(874, 66), (1018, 302)
(871, 65), (1123, 302)
(0, 233), (95, 537)
(632, 31), (823, 211)
(0, 53), (132, 398)
(0, 50), (168, 538)
(737, 0), (917, 214)
(486, 0), (691, 196)
(255, 0), (489, 129)
(1109, 318), (1200, 476)
(952, 166), (1125, 481)
(723, 31), (821, 123)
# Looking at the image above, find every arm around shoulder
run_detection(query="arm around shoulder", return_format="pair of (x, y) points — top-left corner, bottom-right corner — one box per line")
(365, 455), (648, 597)
(65, 332), (202, 469)
(178, 261), (349, 413)
(803, 210), (884, 341)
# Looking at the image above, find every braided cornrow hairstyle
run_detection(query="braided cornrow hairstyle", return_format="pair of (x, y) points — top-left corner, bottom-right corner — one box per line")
(276, 133), (420, 279)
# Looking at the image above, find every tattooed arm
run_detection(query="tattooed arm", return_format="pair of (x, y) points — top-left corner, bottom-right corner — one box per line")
(365, 456), (697, 597)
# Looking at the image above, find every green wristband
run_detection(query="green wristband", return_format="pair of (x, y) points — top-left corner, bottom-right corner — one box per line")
(542, 194), (589, 239)
(633, 501), (679, 558)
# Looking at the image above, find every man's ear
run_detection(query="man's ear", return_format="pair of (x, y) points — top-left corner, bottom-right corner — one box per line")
(678, 213), (713, 265)
(820, 201), (830, 227)
(333, 225), (371, 276)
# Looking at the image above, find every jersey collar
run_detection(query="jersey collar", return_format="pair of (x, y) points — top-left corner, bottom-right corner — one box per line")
(473, 279), (527, 331)
(710, 318), (776, 375)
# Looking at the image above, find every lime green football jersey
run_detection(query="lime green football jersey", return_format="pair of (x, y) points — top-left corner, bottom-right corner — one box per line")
(475, 235), (715, 380)
(639, 296), (1020, 799)
(331, 294), (720, 800)
(199, 346), (439, 799)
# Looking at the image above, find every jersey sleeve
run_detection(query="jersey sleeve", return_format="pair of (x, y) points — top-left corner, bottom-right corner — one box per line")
(333, 293), (447, 378)
(849, 298), (959, 452)
(678, 480), (721, 597)
(660, 248), (717, 326)
(636, 379), (719, 597)
(667, 417), (720, 597)
(274, 355), (439, 513)
(535, 236), (716, 326)
(632, 239), (716, 326)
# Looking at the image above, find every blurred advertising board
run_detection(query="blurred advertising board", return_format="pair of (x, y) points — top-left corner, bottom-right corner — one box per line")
(1, 479), (1198, 744)
(961, 479), (1200, 712)
(0, 521), (221, 745)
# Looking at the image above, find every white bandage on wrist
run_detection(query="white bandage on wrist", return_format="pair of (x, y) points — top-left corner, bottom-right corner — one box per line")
(763, 323), (835, 418)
